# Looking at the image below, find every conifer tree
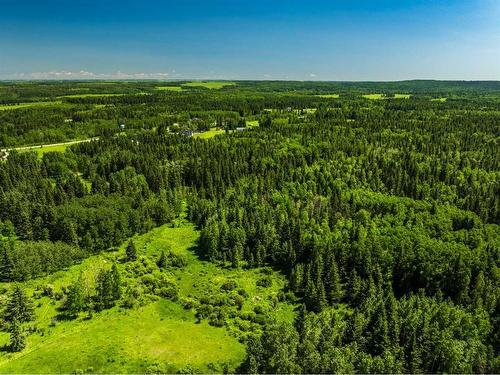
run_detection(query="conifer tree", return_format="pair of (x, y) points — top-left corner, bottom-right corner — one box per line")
(4, 284), (35, 324)
(9, 319), (25, 352)
(96, 269), (114, 310)
(325, 256), (343, 304)
(0, 243), (14, 282)
(294, 303), (307, 335)
(126, 240), (137, 261)
(157, 250), (167, 269)
(231, 243), (243, 268)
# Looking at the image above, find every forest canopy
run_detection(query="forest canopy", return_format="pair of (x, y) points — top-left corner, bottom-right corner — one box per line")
(0, 80), (499, 373)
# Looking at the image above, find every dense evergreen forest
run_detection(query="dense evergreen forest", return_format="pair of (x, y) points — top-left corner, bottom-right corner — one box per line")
(0, 80), (499, 373)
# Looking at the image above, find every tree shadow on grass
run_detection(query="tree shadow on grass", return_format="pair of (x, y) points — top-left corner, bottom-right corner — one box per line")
(188, 239), (206, 260)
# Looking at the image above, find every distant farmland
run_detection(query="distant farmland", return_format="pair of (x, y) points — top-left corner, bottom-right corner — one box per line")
(181, 81), (236, 89)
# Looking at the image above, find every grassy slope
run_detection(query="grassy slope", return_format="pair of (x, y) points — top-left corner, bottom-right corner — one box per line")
(0, 218), (292, 373)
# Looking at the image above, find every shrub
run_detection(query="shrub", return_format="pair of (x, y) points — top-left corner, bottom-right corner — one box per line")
(221, 279), (238, 291)
(256, 276), (272, 288)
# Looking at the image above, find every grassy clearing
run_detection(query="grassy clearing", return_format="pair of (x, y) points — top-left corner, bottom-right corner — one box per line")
(316, 94), (340, 98)
(0, 299), (243, 374)
(18, 144), (69, 158)
(13, 139), (96, 159)
(362, 94), (385, 100)
(431, 97), (447, 102)
(0, 101), (62, 111)
(182, 82), (236, 89)
(155, 86), (183, 91)
(362, 93), (411, 100)
(246, 120), (259, 128)
(0, 216), (292, 373)
(194, 128), (226, 139)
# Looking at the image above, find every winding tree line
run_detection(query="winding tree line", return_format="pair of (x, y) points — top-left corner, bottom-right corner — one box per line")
(0, 81), (498, 372)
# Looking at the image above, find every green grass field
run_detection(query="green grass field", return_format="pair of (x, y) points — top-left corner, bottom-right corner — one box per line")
(316, 94), (340, 98)
(193, 128), (226, 139)
(246, 120), (259, 127)
(182, 82), (236, 89)
(15, 139), (96, 159)
(0, 101), (62, 111)
(431, 97), (447, 102)
(155, 86), (183, 91)
(0, 301), (243, 374)
(0, 215), (292, 373)
(362, 93), (411, 100)
(18, 144), (70, 158)
(362, 93), (385, 100)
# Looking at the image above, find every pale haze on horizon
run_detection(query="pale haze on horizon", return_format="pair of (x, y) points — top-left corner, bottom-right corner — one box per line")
(0, 0), (499, 81)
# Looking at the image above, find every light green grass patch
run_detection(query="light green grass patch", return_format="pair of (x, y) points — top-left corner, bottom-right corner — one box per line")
(182, 82), (236, 89)
(18, 144), (69, 158)
(246, 120), (259, 128)
(316, 94), (340, 98)
(362, 94), (385, 100)
(393, 94), (411, 99)
(0, 101), (62, 111)
(155, 86), (183, 91)
(0, 301), (244, 374)
(194, 128), (226, 139)
(431, 97), (447, 102)
(14, 139), (95, 159)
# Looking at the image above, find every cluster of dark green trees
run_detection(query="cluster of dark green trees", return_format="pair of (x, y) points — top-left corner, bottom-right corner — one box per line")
(1, 285), (35, 352)
(0, 148), (182, 281)
(0, 81), (498, 372)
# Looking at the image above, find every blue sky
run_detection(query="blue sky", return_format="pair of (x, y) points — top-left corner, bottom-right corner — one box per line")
(0, 0), (498, 80)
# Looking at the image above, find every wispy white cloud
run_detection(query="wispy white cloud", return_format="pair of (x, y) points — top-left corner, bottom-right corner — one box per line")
(9, 70), (171, 80)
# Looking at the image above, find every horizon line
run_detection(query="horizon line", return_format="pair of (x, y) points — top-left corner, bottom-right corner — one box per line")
(1, 78), (500, 83)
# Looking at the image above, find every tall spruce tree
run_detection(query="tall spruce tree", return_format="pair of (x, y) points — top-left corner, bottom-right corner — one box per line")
(0, 243), (14, 282)
(96, 268), (114, 310)
(157, 250), (167, 269)
(9, 319), (25, 352)
(3, 284), (35, 324)
(126, 240), (137, 261)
